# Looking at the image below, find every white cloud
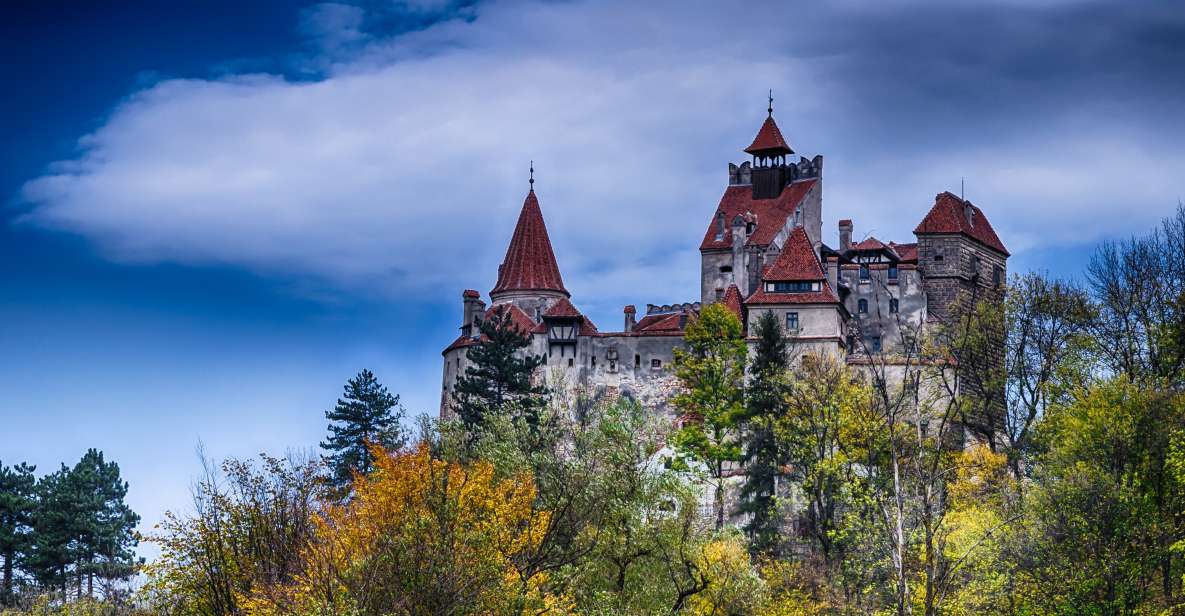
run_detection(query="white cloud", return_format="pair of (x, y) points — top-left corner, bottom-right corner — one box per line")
(17, 0), (1184, 313)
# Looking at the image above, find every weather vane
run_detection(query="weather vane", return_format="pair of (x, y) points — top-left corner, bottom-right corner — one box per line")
(768, 89), (774, 117)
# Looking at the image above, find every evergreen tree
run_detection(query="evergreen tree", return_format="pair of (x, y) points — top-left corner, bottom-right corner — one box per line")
(71, 449), (140, 598)
(737, 311), (789, 555)
(451, 305), (548, 432)
(0, 461), (36, 606)
(322, 369), (408, 491)
(28, 466), (79, 598)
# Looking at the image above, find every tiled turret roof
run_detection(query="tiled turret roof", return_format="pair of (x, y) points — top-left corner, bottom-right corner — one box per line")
(914, 191), (1009, 256)
(744, 116), (793, 155)
(491, 190), (569, 296)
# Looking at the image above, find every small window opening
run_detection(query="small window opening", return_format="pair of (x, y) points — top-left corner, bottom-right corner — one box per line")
(715, 288), (724, 300)
(868, 336), (882, 353)
(786, 312), (799, 331)
(651, 358), (662, 369)
(568, 358), (574, 367)
(859, 264), (870, 281)
(719, 265), (732, 273)
(635, 354), (641, 368)
(890, 298), (899, 314)
(858, 299), (868, 314)
(888, 264), (898, 281)
(994, 266), (1003, 287)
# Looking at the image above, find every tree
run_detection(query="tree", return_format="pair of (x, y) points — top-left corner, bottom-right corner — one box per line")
(0, 461), (36, 606)
(70, 449), (141, 599)
(143, 451), (323, 615)
(452, 305), (548, 435)
(736, 311), (789, 555)
(321, 369), (407, 492)
(671, 303), (747, 531)
(239, 445), (557, 616)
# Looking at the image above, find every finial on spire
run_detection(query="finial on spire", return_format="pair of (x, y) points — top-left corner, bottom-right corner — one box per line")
(768, 89), (774, 117)
(529, 160), (535, 191)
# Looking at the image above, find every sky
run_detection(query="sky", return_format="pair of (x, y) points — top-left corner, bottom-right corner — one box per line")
(2, 0), (1183, 556)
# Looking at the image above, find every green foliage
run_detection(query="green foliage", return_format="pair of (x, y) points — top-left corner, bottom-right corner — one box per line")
(0, 462), (36, 606)
(737, 311), (789, 555)
(321, 368), (407, 492)
(452, 305), (548, 435)
(671, 303), (747, 531)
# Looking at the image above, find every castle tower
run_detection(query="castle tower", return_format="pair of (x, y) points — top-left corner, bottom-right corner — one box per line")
(701, 94), (824, 305)
(489, 183), (570, 318)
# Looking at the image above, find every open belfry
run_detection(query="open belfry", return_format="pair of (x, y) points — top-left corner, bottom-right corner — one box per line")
(440, 99), (1009, 417)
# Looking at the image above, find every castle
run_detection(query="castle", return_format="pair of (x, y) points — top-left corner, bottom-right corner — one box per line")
(440, 103), (1009, 417)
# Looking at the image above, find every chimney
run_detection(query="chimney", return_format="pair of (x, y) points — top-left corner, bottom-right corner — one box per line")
(839, 219), (853, 252)
(462, 290), (485, 338)
(624, 305), (636, 333)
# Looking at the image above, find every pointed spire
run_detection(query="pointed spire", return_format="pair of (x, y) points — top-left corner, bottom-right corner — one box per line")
(490, 188), (569, 298)
(745, 92), (793, 156)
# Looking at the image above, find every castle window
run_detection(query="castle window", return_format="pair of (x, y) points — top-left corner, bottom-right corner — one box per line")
(715, 288), (724, 300)
(568, 358), (574, 367)
(591, 356), (596, 368)
(868, 336), (882, 353)
(715, 213), (726, 240)
(890, 298), (899, 314)
(858, 299), (868, 314)
(993, 266), (1003, 288)
(609, 360), (616, 372)
(859, 265), (870, 281)
(635, 354), (641, 368)
(651, 358), (662, 369)
(786, 312), (799, 331)
(719, 265), (732, 273)
(888, 264), (898, 281)
(770, 281), (815, 293)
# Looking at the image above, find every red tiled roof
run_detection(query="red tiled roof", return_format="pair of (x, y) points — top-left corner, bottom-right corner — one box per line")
(745, 281), (841, 306)
(762, 226), (825, 282)
(852, 237), (887, 251)
(720, 284), (743, 320)
(914, 192), (1009, 256)
(700, 180), (817, 251)
(890, 242), (918, 262)
(538, 297), (598, 335)
(491, 190), (570, 296)
(543, 297), (581, 318)
(441, 303), (538, 354)
(744, 116), (793, 155)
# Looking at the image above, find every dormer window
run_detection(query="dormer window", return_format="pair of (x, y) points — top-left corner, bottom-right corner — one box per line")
(768, 281), (818, 293)
(715, 213), (726, 240)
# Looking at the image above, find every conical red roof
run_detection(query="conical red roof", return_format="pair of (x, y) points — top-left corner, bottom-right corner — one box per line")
(744, 116), (793, 155)
(762, 227), (824, 281)
(491, 190), (569, 296)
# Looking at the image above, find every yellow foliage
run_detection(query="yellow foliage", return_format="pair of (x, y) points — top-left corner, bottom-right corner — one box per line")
(243, 444), (561, 616)
(686, 533), (766, 616)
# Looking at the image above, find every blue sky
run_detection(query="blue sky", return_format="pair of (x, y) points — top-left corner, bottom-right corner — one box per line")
(2, 0), (1183, 553)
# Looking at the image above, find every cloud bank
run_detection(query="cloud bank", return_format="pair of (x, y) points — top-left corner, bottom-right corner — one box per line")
(18, 0), (1185, 312)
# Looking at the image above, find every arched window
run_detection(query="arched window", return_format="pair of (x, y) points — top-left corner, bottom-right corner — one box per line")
(858, 299), (868, 314)
(890, 298), (899, 313)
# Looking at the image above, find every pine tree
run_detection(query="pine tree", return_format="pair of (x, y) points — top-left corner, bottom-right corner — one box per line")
(28, 466), (78, 598)
(0, 461), (36, 606)
(737, 311), (790, 555)
(451, 305), (548, 432)
(322, 369), (408, 491)
(70, 449), (140, 598)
